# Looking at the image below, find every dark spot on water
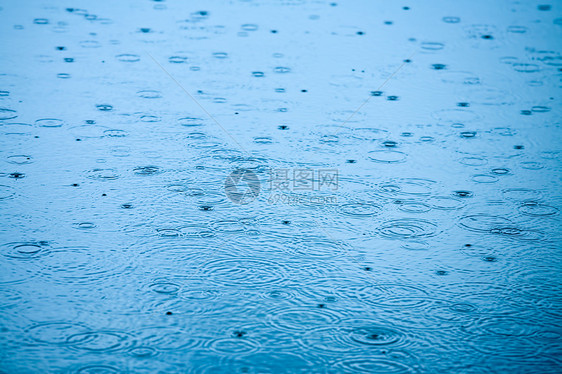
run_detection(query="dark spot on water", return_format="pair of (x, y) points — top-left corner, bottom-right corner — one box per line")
(521, 110), (532, 115)
(363, 266), (372, 271)
(271, 30), (277, 33)
(200, 205), (213, 211)
(121, 203), (133, 209)
(514, 145), (524, 149)
(436, 270), (448, 276)
(457, 102), (469, 107)
(71, 183), (79, 187)
(317, 303), (326, 308)
(278, 125), (289, 130)
(357, 31), (364, 35)
(481, 34), (493, 40)
(233, 330), (246, 338)
(383, 140), (398, 147)
(453, 190), (473, 198)
(140, 28), (151, 33)
(346, 159), (356, 163)
(56, 46), (65, 51)
(9, 172), (25, 179)
(85, 120), (95, 124)
(538, 4), (551, 11)
(465, 244), (472, 248)
(301, 89), (307, 92)
(282, 220), (291, 225)
(404, 59), (411, 63)
(384, 21), (393, 25)
(371, 91), (383, 96)
(387, 95), (399, 101)
(64, 58), (74, 63)
(432, 63), (446, 70)
(166, 311), (172, 315)
(484, 256), (497, 262)
(76, 139), (81, 141)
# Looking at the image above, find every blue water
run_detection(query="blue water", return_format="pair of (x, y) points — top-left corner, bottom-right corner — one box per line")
(1, 0), (561, 373)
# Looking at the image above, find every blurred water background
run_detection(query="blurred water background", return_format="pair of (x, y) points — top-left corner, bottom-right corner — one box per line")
(1, 0), (561, 372)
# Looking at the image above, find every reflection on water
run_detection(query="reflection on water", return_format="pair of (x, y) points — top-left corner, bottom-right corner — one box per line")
(1, 0), (561, 372)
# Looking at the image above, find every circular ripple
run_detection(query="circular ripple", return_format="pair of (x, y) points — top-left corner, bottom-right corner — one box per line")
(75, 365), (121, 374)
(463, 315), (541, 337)
(349, 326), (404, 346)
(129, 346), (157, 358)
(0, 108), (18, 120)
(73, 222), (96, 230)
(2, 241), (50, 259)
(490, 227), (544, 241)
(398, 201), (431, 213)
(463, 333), (540, 359)
(459, 214), (513, 232)
(427, 196), (464, 210)
(116, 54), (140, 62)
(270, 307), (342, 332)
(35, 118), (64, 128)
(138, 327), (201, 351)
(284, 238), (348, 259)
(421, 42), (444, 51)
(137, 90), (162, 99)
(472, 174), (498, 183)
(178, 117), (204, 127)
(201, 257), (286, 287)
(103, 129), (127, 137)
(27, 322), (89, 344)
(38, 246), (127, 285)
(368, 150), (407, 163)
(67, 331), (133, 352)
(302, 324), (407, 355)
(379, 219), (437, 239)
(149, 281), (181, 294)
(133, 166), (161, 175)
(518, 202), (558, 216)
(0, 185), (15, 200)
(334, 356), (418, 373)
(338, 203), (383, 217)
(7, 155), (33, 164)
(86, 168), (119, 181)
(357, 284), (430, 308)
(502, 188), (542, 202)
(520, 161), (543, 170)
(209, 337), (260, 354)
(460, 156), (487, 166)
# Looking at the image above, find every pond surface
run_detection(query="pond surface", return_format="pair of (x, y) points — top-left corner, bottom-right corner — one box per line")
(1, 0), (561, 373)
